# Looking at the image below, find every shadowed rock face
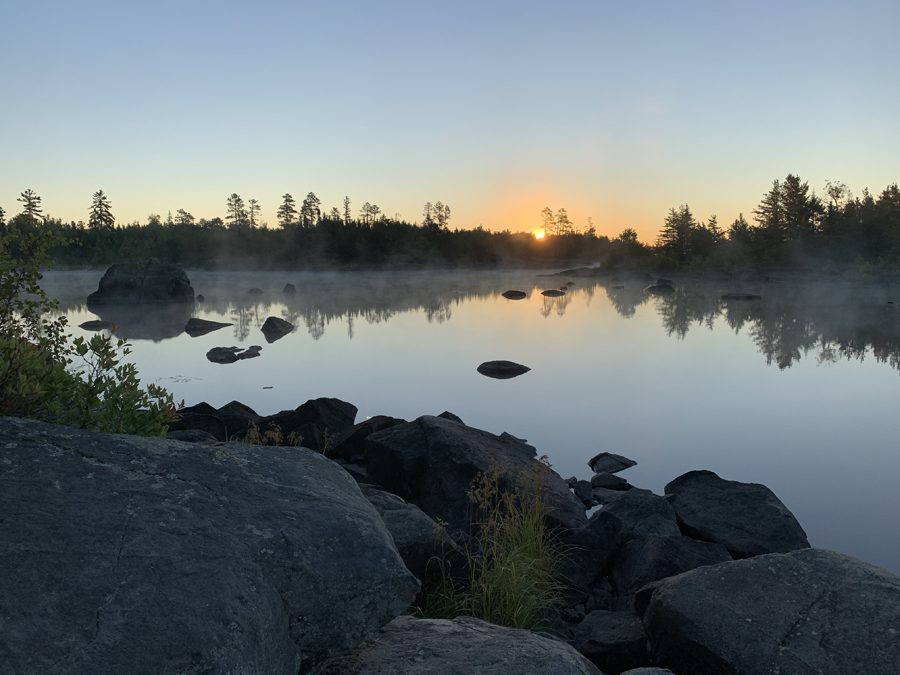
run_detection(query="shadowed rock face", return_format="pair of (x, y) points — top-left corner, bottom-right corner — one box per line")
(0, 416), (419, 675)
(87, 258), (194, 305)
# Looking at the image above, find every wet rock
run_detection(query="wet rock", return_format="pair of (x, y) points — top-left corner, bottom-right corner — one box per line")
(365, 415), (587, 536)
(239, 345), (262, 359)
(0, 416), (419, 675)
(437, 411), (465, 424)
(476, 360), (531, 379)
(721, 292), (761, 300)
(502, 290), (527, 299)
(638, 549), (900, 675)
(573, 610), (651, 674)
(261, 316), (295, 343)
(588, 452), (637, 474)
(609, 534), (732, 596)
(319, 615), (603, 675)
(664, 470), (809, 558)
(87, 258), (194, 305)
(206, 346), (242, 364)
(184, 317), (232, 337)
(78, 320), (114, 331)
(360, 484), (461, 582)
(600, 490), (680, 539)
(329, 415), (407, 462)
(542, 289), (566, 297)
(283, 283), (297, 294)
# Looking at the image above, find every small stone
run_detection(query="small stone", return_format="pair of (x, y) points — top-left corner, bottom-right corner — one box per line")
(588, 452), (637, 474)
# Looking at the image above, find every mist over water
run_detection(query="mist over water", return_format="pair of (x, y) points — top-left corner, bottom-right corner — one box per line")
(41, 269), (900, 574)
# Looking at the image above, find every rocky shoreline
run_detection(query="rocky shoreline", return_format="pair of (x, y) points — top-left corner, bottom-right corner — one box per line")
(2, 398), (899, 674)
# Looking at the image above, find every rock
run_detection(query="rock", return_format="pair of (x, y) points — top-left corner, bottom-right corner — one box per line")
(165, 429), (220, 445)
(247, 287), (264, 294)
(261, 316), (295, 343)
(620, 670), (676, 675)
(167, 412), (228, 442)
(590, 472), (629, 490)
(476, 360), (531, 379)
(0, 416), (419, 675)
(566, 281), (575, 286)
(664, 470), (810, 558)
(437, 411), (465, 424)
(283, 283), (297, 294)
(542, 289), (566, 297)
(502, 290), (527, 299)
(360, 484), (461, 582)
(87, 258), (194, 305)
(600, 490), (680, 539)
(85, 303), (194, 340)
(656, 278), (673, 286)
(255, 397), (358, 454)
(196, 294), (205, 302)
(78, 320), (114, 331)
(721, 293), (761, 300)
(644, 284), (675, 296)
(179, 401), (217, 415)
(329, 415), (407, 462)
(499, 431), (537, 458)
(565, 476), (578, 488)
(610, 271), (654, 283)
(557, 510), (623, 602)
(588, 453), (637, 474)
(573, 610), (651, 674)
(609, 534), (732, 596)
(239, 345), (262, 359)
(184, 317), (232, 337)
(206, 346), (242, 364)
(574, 479), (594, 506)
(319, 615), (604, 675)
(214, 399), (261, 439)
(593, 487), (628, 505)
(638, 548), (900, 675)
(365, 415), (587, 536)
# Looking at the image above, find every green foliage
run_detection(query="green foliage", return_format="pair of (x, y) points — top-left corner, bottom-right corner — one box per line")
(414, 461), (563, 631)
(0, 224), (174, 436)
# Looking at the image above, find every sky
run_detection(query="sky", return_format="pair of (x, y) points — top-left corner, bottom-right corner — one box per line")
(2, 0), (899, 241)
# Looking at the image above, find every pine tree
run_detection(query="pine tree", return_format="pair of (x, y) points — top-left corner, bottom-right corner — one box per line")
(328, 207), (341, 220)
(541, 207), (556, 236)
(248, 199), (261, 228)
(434, 202), (451, 230)
(360, 202), (373, 224)
(17, 189), (43, 225)
(753, 179), (784, 241)
(556, 208), (574, 235)
(343, 196), (352, 225)
(422, 202), (434, 228)
(300, 192), (321, 227)
(277, 193), (297, 228)
(174, 209), (194, 226)
(88, 190), (115, 229)
(226, 194), (247, 228)
(656, 204), (696, 262)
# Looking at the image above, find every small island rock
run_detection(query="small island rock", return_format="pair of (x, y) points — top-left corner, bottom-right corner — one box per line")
(476, 360), (531, 379)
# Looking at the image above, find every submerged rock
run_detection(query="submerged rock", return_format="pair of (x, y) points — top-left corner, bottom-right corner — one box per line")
(638, 549), (900, 675)
(87, 258), (194, 305)
(476, 360), (531, 379)
(0, 416), (419, 675)
(78, 320), (114, 331)
(502, 289), (527, 299)
(542, 289), (566, 297)
(184, 317), (232, 337)
(283, 283), (297, 294)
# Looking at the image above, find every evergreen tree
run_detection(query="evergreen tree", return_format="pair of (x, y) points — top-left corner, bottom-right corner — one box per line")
(248, 199), (261, 228)
(88, 190), (115, 229)
(0, 206), (6, 229)
(753, 179), (784, 241)
(780, 174), (822, 239)
(585, 216), (596, 238)
(556, 208), (574, 235)
(147, 214), (162, 227)
(434, 202), (451, 229)
(277, 193), (297, 228)
(226, 193), (247, 228)
(166, 210), (174, 226)
(343, 196), (352, 224)
(360, 202), (374, 224)
(300, 192), (321, 227)
(656, 204), (696, 262)
(728, 213), (753, 244)
(17, 189), (42, 225)
(174, 209), (194, 226)
(328, 207), (341, 220)
(422, 202), (434, 228)
(541, 207), (556, 236)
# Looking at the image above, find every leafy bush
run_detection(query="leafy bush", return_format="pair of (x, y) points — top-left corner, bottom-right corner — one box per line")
(415, 460), (563, 631)
(0, 225), (174, 435)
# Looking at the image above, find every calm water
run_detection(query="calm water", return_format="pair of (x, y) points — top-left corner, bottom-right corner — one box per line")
(41, 269), (900, 574)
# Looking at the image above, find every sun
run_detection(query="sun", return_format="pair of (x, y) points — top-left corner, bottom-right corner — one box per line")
(535, 231), (545, 239)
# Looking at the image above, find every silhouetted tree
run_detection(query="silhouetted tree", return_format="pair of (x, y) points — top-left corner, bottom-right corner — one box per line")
(585, 216), (596, 238)
(88, 190), (115, 229)
(434, 202), (451, 229)
(657, 205), (696, 263)
(728, 213), (752, 244)
(556, 208), (574, 235)
(226, 194), (247, 228)
(248, 199), (261, 228)
(328, 207), (341, 220)
(147, 213), (162, 227)
(0, 206), (6, 229)
(300, 192), (321, 227)
(343, 196), (352, 225)
(277, 193), (297, 228)
(422, 202), (434, 228)
(541, 206), (556, 236)
(17, 189), (42, 225)
(174, 209), (194, 226)
(360, 202), (374, 224)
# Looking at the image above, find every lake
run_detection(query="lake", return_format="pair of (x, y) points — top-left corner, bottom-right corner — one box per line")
(41, 268), (900, 574)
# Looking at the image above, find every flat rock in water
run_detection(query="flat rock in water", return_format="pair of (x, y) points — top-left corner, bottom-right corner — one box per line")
(78, 320), (115, 331)
(721, 292), (761, 300)
(573, 610), (651, 674)
(283, 283), (297, 294)
(87, 258), (195, 305)
(664, 470), (809, 558)
(261, 316), (295, 342)
(184, 317), (232, 337)
(476, 360), (531, 379)
(542, 289), (566, 297)
(0, 417), (419, 675)
(502, 289), (527, 299)
(206, 345), (261, 364)
(319, 615), (603, 675)
(638, 548), (900, 675)
(588, 452), (637, 474)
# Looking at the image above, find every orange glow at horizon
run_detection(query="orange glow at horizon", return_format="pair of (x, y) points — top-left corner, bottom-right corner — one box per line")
(535, 231), (545, 239)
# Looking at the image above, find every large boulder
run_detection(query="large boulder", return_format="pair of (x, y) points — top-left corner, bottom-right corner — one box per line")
(600, 490), (680, 539)
(365, 415), (587, 535)
(261, 316), (295, 343)
(573, 610), (651, 674)
(609, 534), (732, 596)
(557, 510), (623, 602)
(329, 415), (407, 462)
(664, 470), (809, 558)
(638, 549), (900, 675)
(87, 257), (194, 305)
(255, 397), (358, 453)
(319, 615), (604, 675)
(0, 416), (419, 675)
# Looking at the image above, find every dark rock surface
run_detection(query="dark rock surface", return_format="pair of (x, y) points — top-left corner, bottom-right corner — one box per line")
(179, 401), (217, 415)
(639, 548), (900, 675)
(590, 472), (629, 490)
(542, 289), (566, 297)
(78, 320), (114, 331)
(620, 670), (675, 675)
(664, 470), (810, 558)
(329, 415), (407, 462)
(502, 290), (527, 299)
(600, 490), (680, 539)
(261, 316), (295, 342)
(476, 360), (531, 379)
(609, 534), (732, 596)
(283, 283), (297, 294)
(184, 317), (232, 337)
(573, 610), (651, 674)
(437, 410), (465, 424)
(557, 510), (623, 602)
(499, 431), (537, 458)
(574, 479), (594, 505)
(365, 415), (587, 535)
(214, 399), (261, 439)
(255, 397), (358, 453)
(593, 487), (628, 505)
(319, 615), (604, 675)
(588, 452), (637, 474)
(196, 293), (205, 302)
(360, 484), (460, 582)
(165, 428), (220, 445)
(0, 416), (419, 675)
(206, 345), (262, 364)
(247, 287), (264, 294)
(644, 284), (675, 296)
(167, 412), (228, 442)
(87, 258), (194, 305)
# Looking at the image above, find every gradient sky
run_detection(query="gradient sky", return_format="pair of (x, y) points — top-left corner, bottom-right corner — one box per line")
(2, 0), (898, 240)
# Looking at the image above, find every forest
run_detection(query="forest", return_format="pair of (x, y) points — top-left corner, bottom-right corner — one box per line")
(2, 174), (899, 271)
